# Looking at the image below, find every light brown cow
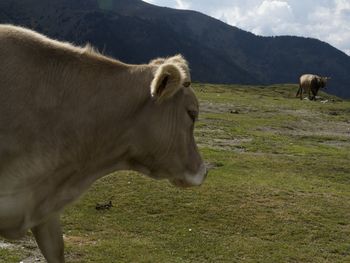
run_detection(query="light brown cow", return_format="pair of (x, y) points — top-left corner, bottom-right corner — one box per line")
(296, 74), (330, 100)
(0, 25), (207, 263)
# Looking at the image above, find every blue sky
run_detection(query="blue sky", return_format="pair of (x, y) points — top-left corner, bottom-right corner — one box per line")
(143, 0), (350, 55)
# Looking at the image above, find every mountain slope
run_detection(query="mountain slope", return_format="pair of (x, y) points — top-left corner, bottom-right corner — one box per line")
(0, 0), (349, 97)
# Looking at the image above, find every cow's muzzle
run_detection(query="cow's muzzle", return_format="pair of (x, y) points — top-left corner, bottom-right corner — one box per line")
(170, 164), (207, 188)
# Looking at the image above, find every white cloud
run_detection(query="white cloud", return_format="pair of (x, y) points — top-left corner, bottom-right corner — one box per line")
(305, 0), (350, 54)
(175, 0), (191, 9)
(142, 0), (350, 55)
(218, 1), (296, 36)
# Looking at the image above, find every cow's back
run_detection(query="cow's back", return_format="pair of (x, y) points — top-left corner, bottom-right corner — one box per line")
(0, 25), (65, 166)
(0, 26), (89, 222)
(300, 74), (316, 85)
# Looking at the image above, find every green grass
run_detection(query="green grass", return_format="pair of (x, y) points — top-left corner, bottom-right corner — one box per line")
(1, 83), (350, 262)
(0, 249), (25, 262)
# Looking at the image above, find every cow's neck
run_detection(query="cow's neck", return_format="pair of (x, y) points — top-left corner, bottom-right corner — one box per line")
(61, 62), (153, 177)
(34, 62), (153, 206)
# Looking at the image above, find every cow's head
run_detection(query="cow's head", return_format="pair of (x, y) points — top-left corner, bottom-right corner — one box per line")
(320, 76), (330, 89)
(128, 55), (207, 187)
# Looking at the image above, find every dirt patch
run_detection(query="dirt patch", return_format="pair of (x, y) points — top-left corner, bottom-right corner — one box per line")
(196, 119), (252, 152)
(200, 101), (231, 114)
(280, 109), (321, 118)
(0, 240), (14, 249)
(64, 234), (98, 246)
(0, 234), (96, 263)
(200, 100), (259, 115)
(197, 136), (251, 152)
(320, 140), (350, 148)
(0, 237), (44, 263)
(257, 119), (350, 139)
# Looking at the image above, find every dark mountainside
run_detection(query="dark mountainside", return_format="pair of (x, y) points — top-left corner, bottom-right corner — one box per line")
(1, 0), (349, 97)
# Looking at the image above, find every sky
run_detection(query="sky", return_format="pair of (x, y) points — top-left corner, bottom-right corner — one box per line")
(143, 0), (350, 56)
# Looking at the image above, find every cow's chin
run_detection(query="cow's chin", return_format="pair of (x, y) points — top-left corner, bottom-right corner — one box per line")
(169, 179), (196, 188)
(137, 163), (207, 187)
(169, 165), (207, 188)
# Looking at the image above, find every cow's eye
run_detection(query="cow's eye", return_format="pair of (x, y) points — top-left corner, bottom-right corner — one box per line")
(187, 110), (198, 122)
(183, 82), (191, 88)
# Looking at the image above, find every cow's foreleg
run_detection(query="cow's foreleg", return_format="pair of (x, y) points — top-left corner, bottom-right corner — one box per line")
(307, 88), (312, 100)
(31, 214), (65, 263)
(311, 88), (318, 101)
(299, 86), (303, 100)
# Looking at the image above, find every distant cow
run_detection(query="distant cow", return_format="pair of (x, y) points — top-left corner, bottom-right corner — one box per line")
(296, 74), (330, 100)
(0, 25), (207, 263)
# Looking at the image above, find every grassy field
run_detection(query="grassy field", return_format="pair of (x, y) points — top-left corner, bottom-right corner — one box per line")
(1, 84), (350, 262)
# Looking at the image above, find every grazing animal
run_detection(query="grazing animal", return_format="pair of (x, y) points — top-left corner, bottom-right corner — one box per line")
(296, 74), (330, 100)
(0, 25), (207, 263)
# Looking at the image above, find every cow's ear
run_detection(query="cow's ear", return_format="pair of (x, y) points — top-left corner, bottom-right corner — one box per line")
(151, 63), (184, 102)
